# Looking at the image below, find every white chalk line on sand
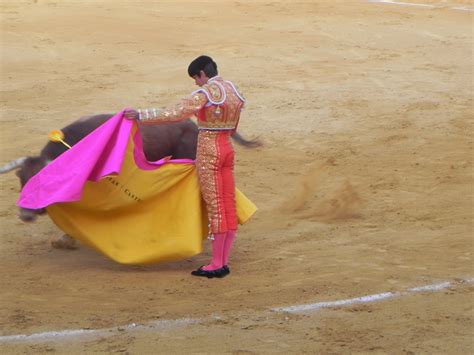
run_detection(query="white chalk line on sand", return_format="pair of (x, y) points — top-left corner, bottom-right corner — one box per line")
(0, 318), (202, 343)
(1, 277), (472, 343)
(272, 278), (473, 313)
(368, 0), (474, 11)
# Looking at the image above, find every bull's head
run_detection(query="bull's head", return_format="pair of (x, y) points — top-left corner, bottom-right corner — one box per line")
(0, 156), (47, 222)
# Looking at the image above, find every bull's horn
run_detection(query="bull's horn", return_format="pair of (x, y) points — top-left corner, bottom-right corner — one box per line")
(0, 157), (27, 174)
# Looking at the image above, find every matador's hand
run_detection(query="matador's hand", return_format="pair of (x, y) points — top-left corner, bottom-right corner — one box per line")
(124, 109), (139, 120)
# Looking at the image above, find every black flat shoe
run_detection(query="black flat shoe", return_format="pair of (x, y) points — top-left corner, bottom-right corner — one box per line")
(191, 266), (230, 278)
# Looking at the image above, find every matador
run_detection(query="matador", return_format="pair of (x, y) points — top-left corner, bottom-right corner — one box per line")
(125, 55), (245, 278)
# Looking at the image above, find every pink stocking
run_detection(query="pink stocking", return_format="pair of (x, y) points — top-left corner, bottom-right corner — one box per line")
(202, 232), (226, 271)
(223, 230), (236, 266)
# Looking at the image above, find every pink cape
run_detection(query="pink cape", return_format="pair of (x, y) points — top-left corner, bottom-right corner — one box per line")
(17, 111), (193, 209)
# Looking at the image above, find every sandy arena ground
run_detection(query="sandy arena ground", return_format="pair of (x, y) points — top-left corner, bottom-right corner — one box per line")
(0, 0), (473, 353)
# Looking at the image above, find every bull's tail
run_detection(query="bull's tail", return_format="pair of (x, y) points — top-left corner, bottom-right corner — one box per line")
(231, 132), (262, 148)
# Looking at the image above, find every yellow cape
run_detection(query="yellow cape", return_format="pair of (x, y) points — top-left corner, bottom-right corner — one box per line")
(46, 131), (257, 265)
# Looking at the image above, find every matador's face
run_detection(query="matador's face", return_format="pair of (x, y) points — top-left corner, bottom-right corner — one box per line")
(192, 71), (209, 87)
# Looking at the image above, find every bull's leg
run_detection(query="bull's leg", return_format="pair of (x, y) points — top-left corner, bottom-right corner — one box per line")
(51, 234), (78, 250)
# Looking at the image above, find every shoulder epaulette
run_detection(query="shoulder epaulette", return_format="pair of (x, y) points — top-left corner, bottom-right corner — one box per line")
(192, 81), (226, 105)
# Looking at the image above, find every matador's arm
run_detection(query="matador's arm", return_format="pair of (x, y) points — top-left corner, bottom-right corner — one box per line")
(138, 92), (208, 124)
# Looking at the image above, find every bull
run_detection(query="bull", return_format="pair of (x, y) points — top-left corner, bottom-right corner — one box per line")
(1, 113), (260, 248)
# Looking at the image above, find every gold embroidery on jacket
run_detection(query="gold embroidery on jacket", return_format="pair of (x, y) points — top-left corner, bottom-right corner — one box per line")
(203, 82), (225, 103)
(198, 79), (244, 130)
(140, 78), (244, 131)
(140, 92), (208, 124)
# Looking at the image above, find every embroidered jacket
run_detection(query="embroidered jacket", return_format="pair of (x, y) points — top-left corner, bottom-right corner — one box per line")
(139, 76), (245, 131)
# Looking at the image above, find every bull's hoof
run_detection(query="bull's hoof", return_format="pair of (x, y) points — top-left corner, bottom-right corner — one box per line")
(51, 235), (78, 250)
